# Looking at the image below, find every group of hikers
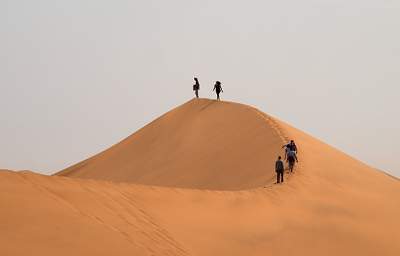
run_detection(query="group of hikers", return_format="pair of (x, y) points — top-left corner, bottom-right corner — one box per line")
(275, 140), (298, 184)
(193, 77), (223, 100)
(192, 77), (298, 185)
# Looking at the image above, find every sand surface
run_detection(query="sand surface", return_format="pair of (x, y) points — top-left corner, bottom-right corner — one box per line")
(1, 99), (399, 255)
(56, 99), (284, 190)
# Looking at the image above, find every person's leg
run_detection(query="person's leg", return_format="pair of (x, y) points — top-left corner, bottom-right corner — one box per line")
(276, 172), (280, 183)
(281, 170), (284, 183)
(217, 92), (220, 100)
(195, 90), (199, 98)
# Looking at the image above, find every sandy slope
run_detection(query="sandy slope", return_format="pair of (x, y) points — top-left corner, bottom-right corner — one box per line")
(56, 99), (284, 190)
(134, 119), (400, 256)
(1, 99), (399, 256)
(0, 170), (189, 256)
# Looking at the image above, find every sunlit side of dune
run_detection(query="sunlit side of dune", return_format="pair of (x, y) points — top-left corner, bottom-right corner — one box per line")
(132, 118), (400, 256)
(0, 170), (189, 256)
(56, 99), (284, 190)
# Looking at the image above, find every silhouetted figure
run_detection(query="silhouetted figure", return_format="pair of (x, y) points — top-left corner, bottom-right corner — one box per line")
(193, 77), (200, 98)
(275, 156), (284, 183)
(213, 81), (223, 100)
(286, 150), (298, 172)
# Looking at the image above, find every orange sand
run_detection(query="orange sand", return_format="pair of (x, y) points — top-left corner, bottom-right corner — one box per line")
(56, 99), (284, 190)
(1, 99), (399, 256)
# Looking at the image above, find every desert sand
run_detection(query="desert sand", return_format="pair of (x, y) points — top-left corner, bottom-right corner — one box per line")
(1, 99), (399, 256)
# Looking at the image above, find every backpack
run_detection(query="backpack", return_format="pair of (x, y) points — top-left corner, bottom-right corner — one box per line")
(276, 161), (284, 171)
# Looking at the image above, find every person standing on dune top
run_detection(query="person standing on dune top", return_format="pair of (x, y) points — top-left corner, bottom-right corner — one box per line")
(193, 77), (200, 98)
(275, 156), (284, 183)
(213, 81), (223, 100)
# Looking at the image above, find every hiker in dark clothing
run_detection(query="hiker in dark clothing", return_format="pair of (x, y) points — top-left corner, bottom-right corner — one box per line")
(282, 140), (297, 152)
(193, 77), (200, 98)
(282, 140), (298, 159)
(289, 140), (297, 153)
(275, 156), (284, 183)
(213, 81), (223, 100)
(287, 150), (298, 172)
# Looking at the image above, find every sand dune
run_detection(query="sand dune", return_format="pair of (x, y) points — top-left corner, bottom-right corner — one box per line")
(56, 99), (285, 190)
(1, 99), (399, 256)
(0, 170), (189, 256)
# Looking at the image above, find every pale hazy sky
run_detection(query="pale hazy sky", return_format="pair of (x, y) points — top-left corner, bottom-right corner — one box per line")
(1, 0), (399, 177)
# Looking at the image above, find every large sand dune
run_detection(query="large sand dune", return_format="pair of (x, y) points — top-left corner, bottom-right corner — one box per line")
(56, 99), (285, 190)
(1, 99), (399, 256)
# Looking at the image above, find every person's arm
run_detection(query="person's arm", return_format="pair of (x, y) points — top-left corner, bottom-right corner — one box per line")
(295, 154), (298, 162)
(213, 85), (215, 91)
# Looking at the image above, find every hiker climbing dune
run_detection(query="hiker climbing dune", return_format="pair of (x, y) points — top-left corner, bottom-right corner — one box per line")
(283, 140), (298, 172)
(275, 156), (284, 184)
(273, 140), (299, 185)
